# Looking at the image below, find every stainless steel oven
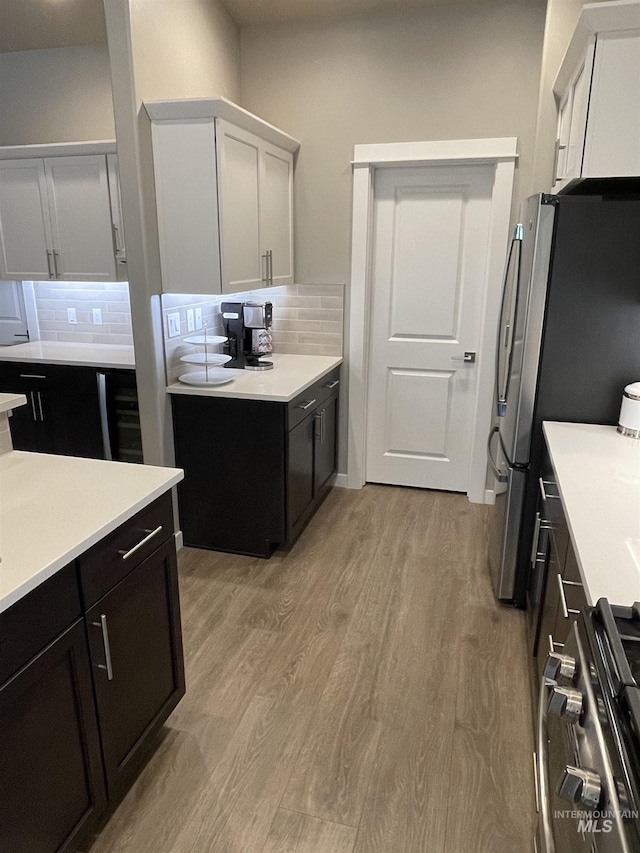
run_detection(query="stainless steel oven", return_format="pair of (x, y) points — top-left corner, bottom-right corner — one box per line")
(535, 605), (640, 853)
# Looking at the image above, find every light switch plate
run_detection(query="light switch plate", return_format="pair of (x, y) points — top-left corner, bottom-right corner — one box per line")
(67, 307), (77, 325)
(92, 308), (103, 326)
(187, 309), (195, 332)
(195, 307), (203, 329)
(168, 312), (181, 338)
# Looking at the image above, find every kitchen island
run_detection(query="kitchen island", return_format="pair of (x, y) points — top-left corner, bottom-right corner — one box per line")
(0, 450), (185, 853)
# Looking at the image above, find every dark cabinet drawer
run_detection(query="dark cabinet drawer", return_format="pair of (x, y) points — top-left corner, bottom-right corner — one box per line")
(0, 361), (101, 394)
(78, 492), (174, 607)
(0, 563), (81, 684)
(287, 367), (340, 431)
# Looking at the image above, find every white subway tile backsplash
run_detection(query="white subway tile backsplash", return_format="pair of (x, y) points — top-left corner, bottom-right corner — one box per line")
(162, 283), (344, 382)
(33, 281), (133, 346)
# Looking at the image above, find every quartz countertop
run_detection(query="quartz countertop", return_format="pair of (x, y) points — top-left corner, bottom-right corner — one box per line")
(0, 393), (26, 414)
(0, 341), (136, 369)
(167, 353), (342, 402)
(543, 422), (640, 606)
(0, 451), (182, 614)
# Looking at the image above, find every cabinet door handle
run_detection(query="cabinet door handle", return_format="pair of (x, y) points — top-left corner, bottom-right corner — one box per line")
(268, 249), (273, 286)
(315, 411), (322, 440)
(97, 372), (113, 461)
(261, 252), (269, 284)
(29, 391), (37, 422)
(323, 379), (340, 389)
(36, 391), (44, 422)
(539, 478), (559, 502)
(20, 373), (46, 379)
(557, 574), (582, 619)
(119, 525), (163, 560)
(92, 614), (114, 680)
(295, 399), (316, 411)
(46, 250), (54, 279)
(52, 251), (61, 279)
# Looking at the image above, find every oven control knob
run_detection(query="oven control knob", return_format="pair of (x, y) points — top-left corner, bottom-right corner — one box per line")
(543, 652), (577, 685)
(547, 686), (583, 723)
(558, 766), (602, 811)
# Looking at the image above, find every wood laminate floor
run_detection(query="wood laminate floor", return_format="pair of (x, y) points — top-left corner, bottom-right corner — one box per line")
(81, 485), (534, 853)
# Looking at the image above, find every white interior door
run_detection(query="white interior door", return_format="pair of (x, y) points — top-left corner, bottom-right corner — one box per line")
(365, 163), (494, 492)
(0, 282), (29, 345)
(44, 155), (117, 281)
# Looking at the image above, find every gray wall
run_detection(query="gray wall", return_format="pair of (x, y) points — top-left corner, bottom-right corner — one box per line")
(0, 45), (115, 145)
(240, 2), (547, 286)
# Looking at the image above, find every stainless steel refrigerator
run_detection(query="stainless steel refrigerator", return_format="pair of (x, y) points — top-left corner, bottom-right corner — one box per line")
(487, 190), (640, 606)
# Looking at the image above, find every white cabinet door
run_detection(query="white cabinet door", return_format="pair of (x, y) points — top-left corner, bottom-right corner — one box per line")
(0, 160), (52, 280)
(260, 142), (294, 287)
(151, 119), (222, 295)
(44, 155), (117, 281)
(106, 154), (128, 281)
(583, 28), (640, 177)
(216, 120), (263, 293)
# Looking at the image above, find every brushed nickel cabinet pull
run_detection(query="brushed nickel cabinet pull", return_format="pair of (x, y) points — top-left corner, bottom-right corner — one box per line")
(119, 525), (163, 560)
(46, 250), (54, 278)
(53, 251), (61, 279)
(20, 373), (46, 379)
(295, 399), (316, 411)
(37, 391), (44, 422)
(92, 614), (114, 680)
(323, 379), (340, 389)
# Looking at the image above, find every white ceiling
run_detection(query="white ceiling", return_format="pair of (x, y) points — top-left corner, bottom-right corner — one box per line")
(0, 0), (533, 53)
(0, 0), (107, 53)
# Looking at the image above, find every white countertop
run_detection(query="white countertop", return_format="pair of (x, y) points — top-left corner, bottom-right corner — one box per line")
(0, 451), (183, 614)
(543, 422), (640, 606)
(0, 393), (26, 414)
(167, 353), (343, 402)
(0, 341), (136, 369)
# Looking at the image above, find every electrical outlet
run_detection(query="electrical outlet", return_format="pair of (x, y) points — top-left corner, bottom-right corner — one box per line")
(187, 309), (195, 332)
(67, 307), (77, 325)
(92, 308), (103, 326)
(168, 312), (181, 338)
(195, 307), (203, 329)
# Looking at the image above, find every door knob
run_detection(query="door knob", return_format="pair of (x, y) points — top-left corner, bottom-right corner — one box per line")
(451, 351), (476, 363)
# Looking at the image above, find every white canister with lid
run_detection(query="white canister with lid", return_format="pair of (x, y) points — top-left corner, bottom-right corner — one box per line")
(618, 382), (640, 438)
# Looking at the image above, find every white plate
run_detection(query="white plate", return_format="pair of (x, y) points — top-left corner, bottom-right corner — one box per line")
(178, 370), (235, 387)
(179, 353), (232, 365)
(182, 334), (227, 345)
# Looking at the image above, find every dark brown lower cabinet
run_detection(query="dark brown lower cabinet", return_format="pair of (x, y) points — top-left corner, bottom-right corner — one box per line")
(172, 366), (340, 557)
(0, 493), (184, 852)
(86, 538), (185, 800)
(0, 620), (107, 853)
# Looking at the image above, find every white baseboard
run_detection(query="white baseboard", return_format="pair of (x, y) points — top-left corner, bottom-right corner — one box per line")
(484, 489), (496, 505)
(174, 529), (184, 551)
(333, 473), (349, 488)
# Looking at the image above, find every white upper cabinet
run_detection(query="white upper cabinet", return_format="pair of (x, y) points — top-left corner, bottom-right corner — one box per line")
(44, 155), (117, 281)
(0, 159), (53, 280)
(216, 121), (263, 292)
(0, 143), (125, 282)
(146, 97), (298, 295)
(553, 0), (640, 191)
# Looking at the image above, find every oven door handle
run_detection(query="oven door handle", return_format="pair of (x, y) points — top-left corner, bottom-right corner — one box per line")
(536, 675), (556, 853)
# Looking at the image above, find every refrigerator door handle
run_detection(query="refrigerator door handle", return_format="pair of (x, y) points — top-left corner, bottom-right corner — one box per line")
(487, 426), (508, 483)
(495, 224), (523, 417)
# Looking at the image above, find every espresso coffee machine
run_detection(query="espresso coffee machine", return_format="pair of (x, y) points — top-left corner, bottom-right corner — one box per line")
(221, 301), (274, 370)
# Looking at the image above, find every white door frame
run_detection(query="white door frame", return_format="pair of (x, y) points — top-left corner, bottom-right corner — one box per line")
(346, 138), (517, 502)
